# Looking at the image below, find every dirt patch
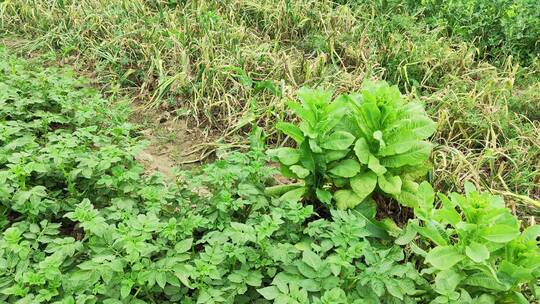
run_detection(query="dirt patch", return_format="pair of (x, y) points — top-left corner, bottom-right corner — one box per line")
(131, 107), (217, 177)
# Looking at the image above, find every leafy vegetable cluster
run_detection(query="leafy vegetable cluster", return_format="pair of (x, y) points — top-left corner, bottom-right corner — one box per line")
(408, 182), (540, 303)
(0, 50), (538, 303)
(269, 81), (436, 210)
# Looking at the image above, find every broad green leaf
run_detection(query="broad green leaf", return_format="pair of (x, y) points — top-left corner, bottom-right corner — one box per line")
(350, 171), (377, 201)
(378, 173), (402, 194)
(353, 138), (370, 164)
(415, 221), (448, 246)
(329, 159), (360, 178)
(268, 147), (300, 166)
(321, 131), (355, 150)
(290, 165), (309, 178)
(425, 246), (464, 270)
(334, 190), (363, 209)
(394, 179), (421, 208)
(288, 100), (316, 126)
(309, 139), (323, 153)
(258, 286), (281, 300)
(462, 273), (508, 291)
(120, 280), (133, 299)
(433, 207), (461, 227)
(465, 242), (490, 263)
(357, 102), (381, 136)
(246, 271), (263, 287)
(384, 279), (403, 300)
(316, 188), (332, 204)
(434, 269), (461, 296)
(299, 141), (316, 171)
(354, 201), (390, 239)
(380, 141), (432, 168)
(480, 225), (519, 243)
(499, 260), (533, 281)
(325, 149), (349, 163)
(523, 225), (540, 242)
(279, 163), (298, 178)
(302, 250), (322, 270)
(276, 122), (304, 144)
(367, 156), (387, 175)
(175, 238), (193, 253)
(395, 222), (417, 245)
(297, 87), (332, 107)
(280, 187), (306, 203)
(378, 140), (416, 156)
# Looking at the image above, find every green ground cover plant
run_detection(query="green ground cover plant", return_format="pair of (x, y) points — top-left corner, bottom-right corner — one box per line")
(1, 50), (538, 303)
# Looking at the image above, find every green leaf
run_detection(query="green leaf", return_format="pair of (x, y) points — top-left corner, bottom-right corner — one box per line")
(395, 222), (417, 245)
(280, 187), (306, 203)
(290, 165), (309, 178)
(385, 279), (403, 300)
(378, 173), (402, 194)
(353, 138), (370, 164)
(356, 102), (381, 136)
(288, 100), (316, 127)
(156, 271), (167, 289)
(270, 147), (300, 166)
(309, 139), (323, 153)
(354, 201), (390, 239)
(246, 271), (263, 287)
(329, 159), (361, 178)
(258, 286), (281, 300)
(480, 225), (519, 243)
(425, 246), (464, 270)
(175, 238), (193, 253)
(120, 280), (133, 299)
(299, 141), (316, 171)
(465, 242), (490, 263)
(325, 149), (349, 163)
(302, 250), (322, 270)
(350, 171), (377, 201)
(321, 131), (355, 150)
(276, 122), (304, 144)
(297, 87), (332, 107)
(523, 225), (540, 242)
(463, 273), (508, 291)
(316, 188), (332, 204)
(334, 190), (363, 209)
(380, 142), (432, 168)
(434, 269), (461, 296)
(367, 156), (387, 176)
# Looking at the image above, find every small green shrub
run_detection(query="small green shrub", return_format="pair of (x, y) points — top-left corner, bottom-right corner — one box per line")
(403, 182), (540, 303)
(269, 81), (436, 209)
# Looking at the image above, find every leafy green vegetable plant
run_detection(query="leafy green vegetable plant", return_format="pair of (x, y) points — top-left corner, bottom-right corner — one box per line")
(406, 182), (540, 303)
(269, 81), (436, 210)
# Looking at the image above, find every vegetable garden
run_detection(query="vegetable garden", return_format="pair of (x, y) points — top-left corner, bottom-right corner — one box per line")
(0, 0), (539, 303)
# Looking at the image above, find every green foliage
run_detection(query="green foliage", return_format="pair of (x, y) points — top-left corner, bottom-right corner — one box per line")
(0, 48), (432, 304)
(407, 182), (540, 303)
(346, 81), (436, 208)
(269, 81), (436, 210)
(1, 49), (538, 304)
(418, 0), (540, 62)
